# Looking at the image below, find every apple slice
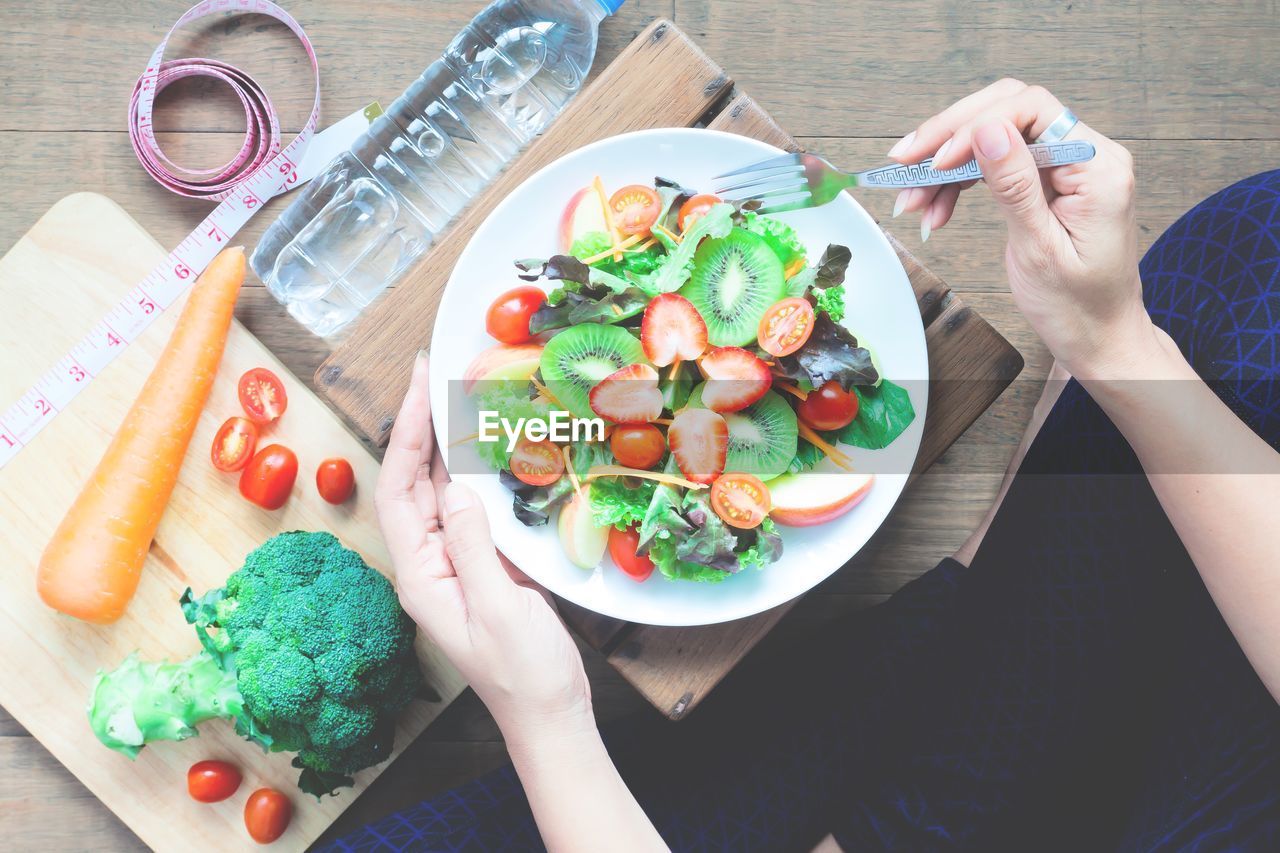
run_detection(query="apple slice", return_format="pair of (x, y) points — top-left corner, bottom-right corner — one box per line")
(463, 343), (544, 394)
(768, 472), (875, 526)
(668, 407), (729, 485)
(559, 185), (612, 254)
(698, 346), (772, 413)
(589, 363), (663, 424)
(559, 490), (609, 569)
(641, 293), (708, 367)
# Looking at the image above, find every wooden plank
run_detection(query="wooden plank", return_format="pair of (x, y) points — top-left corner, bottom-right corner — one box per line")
(0, 194), (467, 851)
(676, 0), (1280, 140)
(0, 0), (674, 133)
(316, 19), (733, 443)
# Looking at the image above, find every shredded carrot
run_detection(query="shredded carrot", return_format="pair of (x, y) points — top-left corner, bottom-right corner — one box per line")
(773, 378), (809, 401)
(652, 417), (674, 426)
(611, 304), (624, 316)
(529, 375), (566, 412)
(627, 238), (657, 253)
(797, 422), (855, 471)
(669, 360), (683, 382)
(592, 176), (624, 260)
(563, 445), (585, 502)
(784, 258), (806, 279)
(653, 223), (682, 244)
(448, 431), (480, 447)
(37, 247), (246, 624)
(581, 232), (643, 265)
(585, 464), (707, 490)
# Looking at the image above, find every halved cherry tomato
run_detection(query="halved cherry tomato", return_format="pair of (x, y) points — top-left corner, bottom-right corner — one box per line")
(510, 437), (564, 487)
(316, 457), (355, 505)
(238, 367), (288, 425)
(797, 380), (860, 431)
(758, 297), (816, 358)
(211, 417), (259, 473)
(609, 184), (661, 236)
(486, 286), (546, 345)
(678, 193), (721, 232)
(244, 787), (291, 844)
(187, 759), (242, 803)
(608, 525), (655, 582)
(710, 472), (771, 529)
(610, 423), (666, 470)
(239, 444), (298, 510)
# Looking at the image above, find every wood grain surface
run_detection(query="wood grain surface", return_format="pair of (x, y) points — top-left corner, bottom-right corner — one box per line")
(0, 194), (467, 851)
(1, 1), (1275, 849)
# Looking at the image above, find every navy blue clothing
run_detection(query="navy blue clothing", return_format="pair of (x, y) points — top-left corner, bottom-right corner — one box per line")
(326, 170), (1280, 852)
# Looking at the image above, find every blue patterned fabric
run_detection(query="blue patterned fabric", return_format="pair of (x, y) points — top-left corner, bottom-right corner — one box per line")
(324, 170), (1280, 852)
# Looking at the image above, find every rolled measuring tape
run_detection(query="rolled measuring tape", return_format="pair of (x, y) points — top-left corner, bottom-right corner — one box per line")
(0, 0), (374, 469)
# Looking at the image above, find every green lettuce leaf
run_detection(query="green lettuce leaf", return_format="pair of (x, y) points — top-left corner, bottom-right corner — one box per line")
(739, 210), (807, 270)
(469, 381), (552, 471)
(633, 203), (735, 295)
(837, 380), (916, 449)
(588, 476), (657, 531)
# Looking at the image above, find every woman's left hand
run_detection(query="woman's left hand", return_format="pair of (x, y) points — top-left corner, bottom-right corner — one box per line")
(374, 352), (594, 745)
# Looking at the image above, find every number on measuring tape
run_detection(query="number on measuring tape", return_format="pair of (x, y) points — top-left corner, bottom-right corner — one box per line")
(0, 0), (375, 471)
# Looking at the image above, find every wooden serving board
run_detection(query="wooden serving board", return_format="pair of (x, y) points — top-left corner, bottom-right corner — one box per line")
(0, 193), (467, 852)
(316, 21), (1023, 718)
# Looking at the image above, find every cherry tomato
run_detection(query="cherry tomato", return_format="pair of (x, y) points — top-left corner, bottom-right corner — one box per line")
(610, 424), (666, 470)
(239, 444), (298, 510)
(608, 525), (655, 582)
(609, 184), (661, 236)
(710, 472), (771, 529)
(510, 437), (564, 487)
(758, 298), (816, 358)
(211, 417), (259, 473)
(316, 457), (355, 504)
(244, 788), (291, 845)
(797, 380), (860, 431)
(187, 760), (242, 803)
(486, 286), (546, 344)
(238, 368), (288, 425)
(678, 193), (721, 231)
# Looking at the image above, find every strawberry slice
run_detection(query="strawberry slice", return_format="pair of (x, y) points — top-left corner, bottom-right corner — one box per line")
(641, 293), (708, 367)
(668, 408), (729, 485)
(589, 363), (664, 423)
(698, 346), (772, 413)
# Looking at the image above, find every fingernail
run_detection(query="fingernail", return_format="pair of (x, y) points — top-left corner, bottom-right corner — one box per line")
(888, 130), (916, 158)
(892, 190), (909, 218)
(416, 348), (429, 362)
(445, 481), (476, 514)
(933, 138), (953, 164)
(973, 121), (1010, 160)
(920, 210), (932, 243)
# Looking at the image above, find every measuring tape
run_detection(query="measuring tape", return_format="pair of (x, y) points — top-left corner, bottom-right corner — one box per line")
(0, 0), (374, 469)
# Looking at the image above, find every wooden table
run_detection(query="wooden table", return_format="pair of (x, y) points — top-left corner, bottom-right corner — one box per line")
(2, 1), (1277, 849)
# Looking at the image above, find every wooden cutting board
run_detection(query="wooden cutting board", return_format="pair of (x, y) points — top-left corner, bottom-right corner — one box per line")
(0, 193), (467, 852)
(314, 20), (1023, 720)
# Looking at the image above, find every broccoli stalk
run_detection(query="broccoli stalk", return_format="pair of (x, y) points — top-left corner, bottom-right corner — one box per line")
(88, 532), (433, 798)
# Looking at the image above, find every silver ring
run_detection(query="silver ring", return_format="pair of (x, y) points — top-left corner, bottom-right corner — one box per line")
(1036, 108), (1079, 144)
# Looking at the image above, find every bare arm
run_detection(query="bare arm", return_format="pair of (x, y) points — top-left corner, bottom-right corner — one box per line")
(375, 354), (664, 853)
(1082, 325), (1280, 699)
(893, 79), (1280, 702)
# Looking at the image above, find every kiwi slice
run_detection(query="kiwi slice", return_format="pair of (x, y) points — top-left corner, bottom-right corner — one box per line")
(682, 229), (787, 346)
(540, 324), (647, 418)
(687, 384), (797, 480)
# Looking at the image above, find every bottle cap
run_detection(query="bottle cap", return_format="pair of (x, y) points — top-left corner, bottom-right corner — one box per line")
(599, 0), (626, 14)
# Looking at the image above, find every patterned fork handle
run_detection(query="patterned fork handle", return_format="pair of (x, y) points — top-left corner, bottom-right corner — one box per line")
(853, 140), (1096, 188)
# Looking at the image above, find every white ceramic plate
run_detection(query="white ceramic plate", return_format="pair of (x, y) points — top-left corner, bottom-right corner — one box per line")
(431, 128), (927, 626)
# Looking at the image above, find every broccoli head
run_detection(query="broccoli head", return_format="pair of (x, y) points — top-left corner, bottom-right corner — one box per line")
(88, 531), (433, 797)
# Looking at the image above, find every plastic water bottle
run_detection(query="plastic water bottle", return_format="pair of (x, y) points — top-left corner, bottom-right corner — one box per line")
(251, 0), (626, 337)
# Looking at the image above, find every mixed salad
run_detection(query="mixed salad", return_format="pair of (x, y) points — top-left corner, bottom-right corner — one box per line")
(463, 177), (916, 583)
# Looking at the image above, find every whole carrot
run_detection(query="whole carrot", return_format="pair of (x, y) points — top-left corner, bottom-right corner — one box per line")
(38, 247), (246, 623)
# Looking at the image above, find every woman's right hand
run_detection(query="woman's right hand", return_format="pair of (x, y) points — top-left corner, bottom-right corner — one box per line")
(890, 79), (1160, 378)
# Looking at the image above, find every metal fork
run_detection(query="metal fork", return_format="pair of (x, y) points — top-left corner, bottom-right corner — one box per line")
(712, 140), (1096, 215)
